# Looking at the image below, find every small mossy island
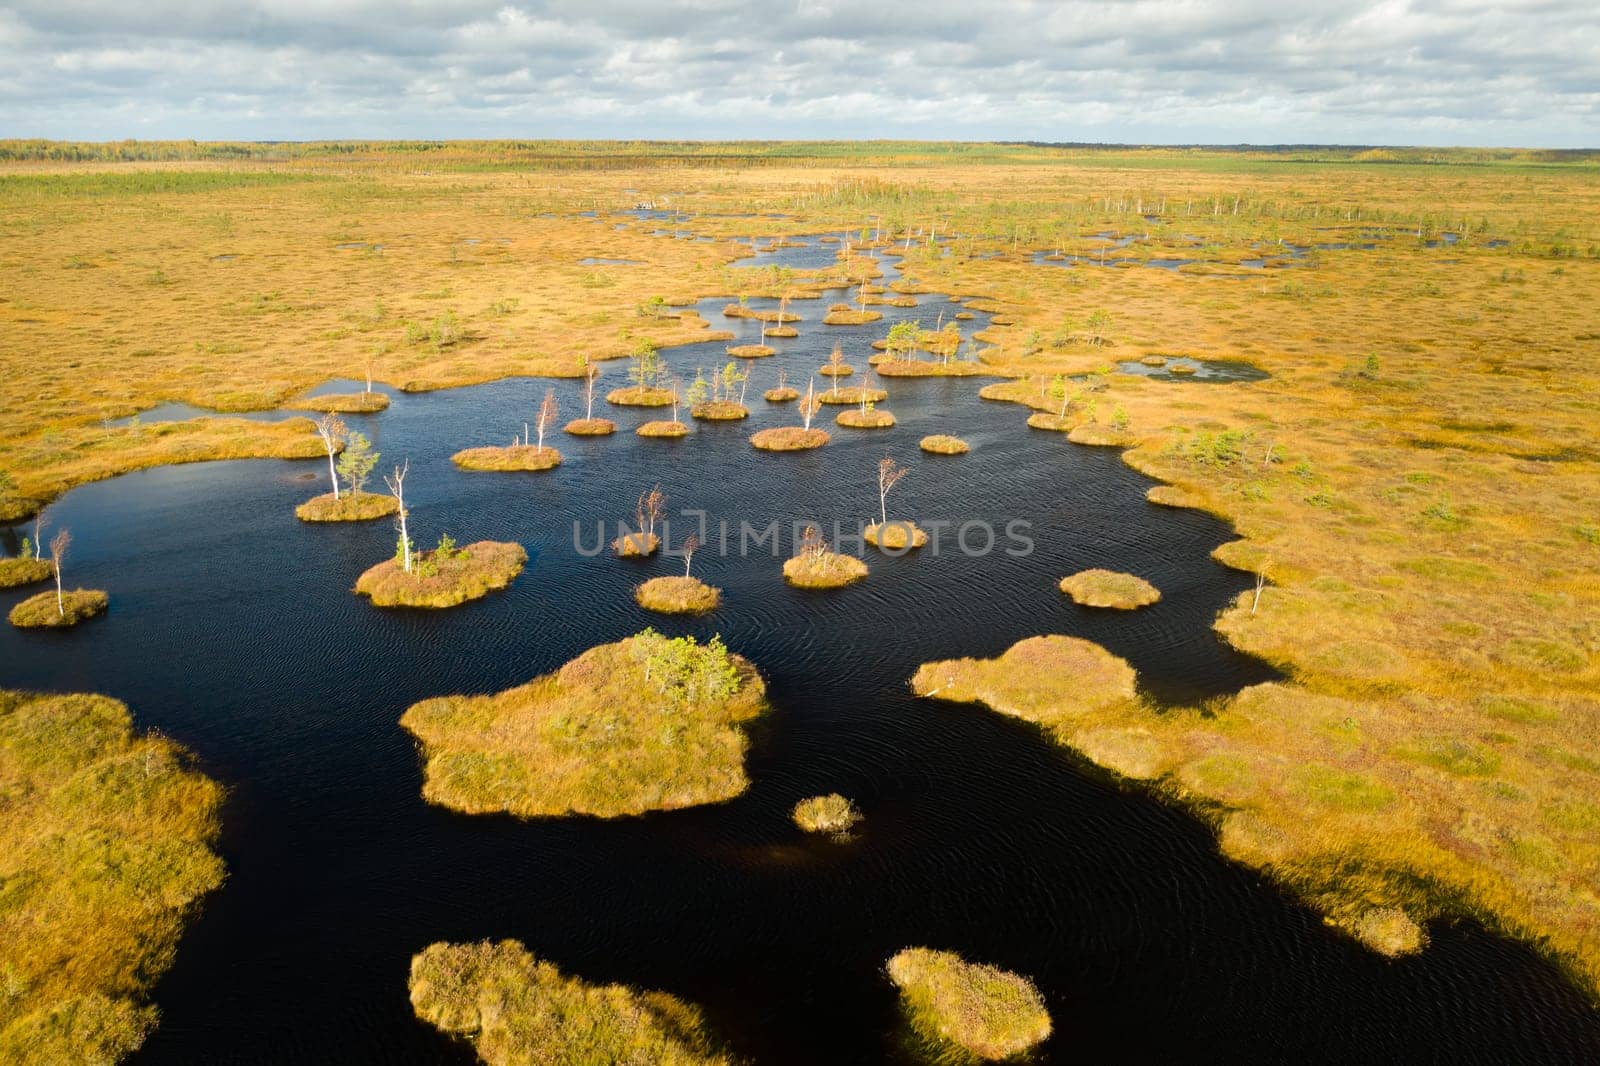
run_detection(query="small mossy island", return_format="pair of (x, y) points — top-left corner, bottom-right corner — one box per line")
(875, 360), (985, 378)
(564, 417), (616, 436)
(920, 435), (970, 455)
(912, 635), (1139, 734)
(613, 531), (661, 557)
(400, 630), (767, 817)
(607, 386), (676, 407)
(818, 386), (887, 406)
(784, 535), (868, 589)
(8, 588), (108, 629)
(865, 521), (928, 550)
(822, 304), (882, 325)
(726, 343), (775, 358)
(1066, 423), (1130, 447)
(1059, 569), (1162, 609)
(0, 691), (224, 1064)
(409, 940), (736, 1066)
(1026, 412), (1073, 432)
(793, 793), (861, 834)
(283, 391), (390, 414)
(451, 445), (562, 472)
(355, 540), (526, 609)
(635, 575), (721, 615)
(0, 556), (53, 589)
(763, 386), (799, 402)
(750, 426), (829, 451)
(690, 401), (749, 421)
(836, 408), (895, 429)
(294, 491), (399, 522)
(886, 948), (1052, 1062)
(637, 420), (689, 438)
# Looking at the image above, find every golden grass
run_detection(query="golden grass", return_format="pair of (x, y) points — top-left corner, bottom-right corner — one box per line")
(399, 631), (767, 817)
(409, 940), (735, 1066)
(281, 392), (389, 414)
(726, 344), (775, 359)
(750, 427), (829, 451)
(294, 490), (398, 522)
(783, 550), (868, 589)
(607, 386), (676, 407)
(865, 521), (928, 550)
(451, 445), (562, 472)
(835, 408), (895, 429)
(637, 420), (689, 438)
(635, 575), (721, 615)
(0, 690), (223, 1064)
(763, 387), (799, 402)
(886, 948), (1051, 1062)
(819, 362), (855, 377)
(563, 417), (616, 436)
(817, 386), (886, 406)
(8, 589), (108, 628)
(1025, 412), (1074, 432)
(792, 793), (861, 834)
(875, 360), (986, 377)
(1059, 569), (1161, 609)
(764, 325), (799, 338)
(919, 435), (970, 455)
(690, 401), (749, 421)
(613, 531), (660, 557)
(822, 305), (882, 326)
(355, 540), (525, 608)
(0, 557), (52, 589)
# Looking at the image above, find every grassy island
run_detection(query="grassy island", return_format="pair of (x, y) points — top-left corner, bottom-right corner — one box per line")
(886, 948), (1051, 1062)
(836, 408), (895, 429)
(451, 445), (562, 472)
(792, 793), (861, 834)
(920, 435), (970, 455)
(818, 386), (887, 406)
(409, 940), (736, 1066)
(564, 417), (617, 436)
(399, 630), (768, 817)
(865, 521), (928, 550)
(294, 491), (398, 522)
(875, 360), (986, 378)
(784, 540), (868, 589)
(613, 531), (660, 557)
(1067, 424), (1131, 447)
(690, 401), (749, 421)
(764, 325), (799, 338)
(0, 556), (53, 589)
(637, 420), (689, 438)
(763, 387), (799, 403)
(283, 391), (390, 414)
(822, 304), (882, 325)
(635, 575), (721, 614)
(726, 344), (775, 358)
(819, 362), (855, 377)
(1026, 412), (1074, 432)
(9, 589), (108, 628)
(750, 427), (829, 451)
(0, 690), (224, 1064)
(1059, 569), (1161, 609)
(355, 540), (525, 608)
(607, 386), (676, 407)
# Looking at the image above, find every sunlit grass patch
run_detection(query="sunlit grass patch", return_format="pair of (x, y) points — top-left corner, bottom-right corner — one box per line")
(0, 690), (223, 1064)
(635, 575), (721, 615)
(400, 630), (766, 817)
(355, 540), (525, 608)
(8, 589), (107, 628)
(792, 793), (862, 834)
(886, 947), (1051, 1062)
(1059, 569), (1160, 609)
(409, 940), (735, 1066)
(294, 491), (398, 522)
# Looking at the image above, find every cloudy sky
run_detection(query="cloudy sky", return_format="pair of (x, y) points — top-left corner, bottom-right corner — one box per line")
(1, 1), (1595, 145)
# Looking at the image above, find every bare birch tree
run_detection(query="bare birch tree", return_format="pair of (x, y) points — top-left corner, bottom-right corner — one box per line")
(385, 460), (412, 574)
(877, 457), (908, 527)
(49, 528), (70, 617)
(313, 414), (348, 500)
(536, 388), (558, 453)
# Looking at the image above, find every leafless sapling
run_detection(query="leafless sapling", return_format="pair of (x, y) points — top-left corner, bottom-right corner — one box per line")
(385, 460), (412, 574)
(314, 414), (348, 500)
(49, 527), (70, 617)
(877, 456), (908, 528)
(536, 388), (558, 453)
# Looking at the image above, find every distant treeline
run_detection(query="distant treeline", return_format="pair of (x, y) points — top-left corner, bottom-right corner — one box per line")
(1, 139), (1594, 169)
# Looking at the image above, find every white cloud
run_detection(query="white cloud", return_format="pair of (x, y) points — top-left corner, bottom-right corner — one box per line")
(0, 1), (1594, 144)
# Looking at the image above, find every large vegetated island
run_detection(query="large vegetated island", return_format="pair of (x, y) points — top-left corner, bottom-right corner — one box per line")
(0, 691), (224, 1064)
(400, 630), (768, 818)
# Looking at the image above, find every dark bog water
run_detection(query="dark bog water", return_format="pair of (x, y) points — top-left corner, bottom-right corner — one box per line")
(3, 256), (1598, 1065)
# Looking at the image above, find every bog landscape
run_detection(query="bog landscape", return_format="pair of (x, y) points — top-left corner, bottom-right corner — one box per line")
(2, 140), (1598, 1063)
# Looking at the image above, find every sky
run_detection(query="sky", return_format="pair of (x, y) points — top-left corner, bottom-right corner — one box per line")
(1, 0), (1596, 146)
